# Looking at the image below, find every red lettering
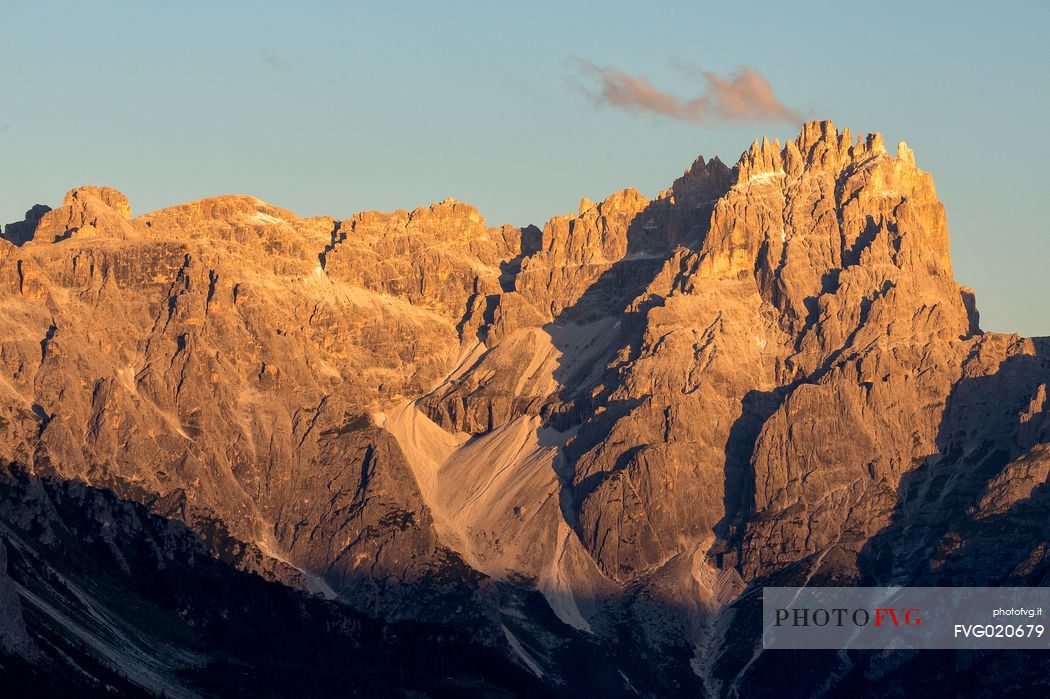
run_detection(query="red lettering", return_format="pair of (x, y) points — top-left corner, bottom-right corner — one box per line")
(874, 608), (901, 627)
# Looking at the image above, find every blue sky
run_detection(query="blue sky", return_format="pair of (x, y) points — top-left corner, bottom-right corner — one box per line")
(3, 1), (1048, 334)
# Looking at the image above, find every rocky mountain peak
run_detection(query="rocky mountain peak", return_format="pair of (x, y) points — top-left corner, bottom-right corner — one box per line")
(141, 194), (296, 223)
(667, 154), (733, 209)
(4, 185), (138, 245)
(693, 120), (965, 347)
(409, 197), (485, 227)
(736, 120), (906, 184)
(134, 194), (306, 245)
(897, 139), (915, 165)
(595, 187), (650, 215)
(736, 135), (785, 181)
(794, 118), (852, 169)
(47, 185), (136, 241)
(2, 204), (53, 246)
(62, 186), (132, 219)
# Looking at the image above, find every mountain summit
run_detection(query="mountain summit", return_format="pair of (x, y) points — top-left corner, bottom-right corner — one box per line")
(1, 121), (1047, 697)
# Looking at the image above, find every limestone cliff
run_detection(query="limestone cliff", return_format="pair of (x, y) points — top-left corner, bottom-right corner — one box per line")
(1, 121), (1047, 698)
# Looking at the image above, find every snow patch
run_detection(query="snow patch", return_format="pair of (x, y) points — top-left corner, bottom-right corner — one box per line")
(736, 170), (785, 188)
(250, 211), (282, 224)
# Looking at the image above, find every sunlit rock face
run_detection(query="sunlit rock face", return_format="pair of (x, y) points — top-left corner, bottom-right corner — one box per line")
(1, 121), (1047, 697)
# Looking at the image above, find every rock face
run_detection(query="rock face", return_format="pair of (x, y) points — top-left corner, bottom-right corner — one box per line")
(1, 121), (1048, 697)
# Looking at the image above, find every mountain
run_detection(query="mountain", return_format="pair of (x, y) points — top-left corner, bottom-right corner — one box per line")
(1, 121), (1047, 698)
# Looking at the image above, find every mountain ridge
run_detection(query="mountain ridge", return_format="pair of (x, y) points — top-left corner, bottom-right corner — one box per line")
(2, 120), (1048, 697)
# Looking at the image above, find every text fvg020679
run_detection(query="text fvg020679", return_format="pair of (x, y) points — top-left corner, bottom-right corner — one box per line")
(954, 624), (1045, 639)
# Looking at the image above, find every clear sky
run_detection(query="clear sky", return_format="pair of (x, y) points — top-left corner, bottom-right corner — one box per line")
(3, 1), (1047, 335)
